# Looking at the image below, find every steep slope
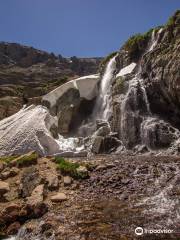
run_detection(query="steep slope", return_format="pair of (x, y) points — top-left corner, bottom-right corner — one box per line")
(110, 10), (180, 153)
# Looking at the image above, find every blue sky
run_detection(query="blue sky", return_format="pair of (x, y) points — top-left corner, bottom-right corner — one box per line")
(0, 0), (179, 57)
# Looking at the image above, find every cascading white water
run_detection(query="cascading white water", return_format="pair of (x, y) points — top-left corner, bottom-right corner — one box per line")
(93, 55), (117, 120)
(148, 28), (163, 52)
(119, 29), (163, 148)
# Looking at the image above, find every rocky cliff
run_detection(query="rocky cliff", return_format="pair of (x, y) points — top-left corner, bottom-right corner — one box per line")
(110, 10), (180, 153)
(0, 42), (101, 120)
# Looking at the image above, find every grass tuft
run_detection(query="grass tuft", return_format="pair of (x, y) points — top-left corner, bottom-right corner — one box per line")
(16, 152), (38, 166)
(55, 156), (87, 179)
(0, 155), (18, 163)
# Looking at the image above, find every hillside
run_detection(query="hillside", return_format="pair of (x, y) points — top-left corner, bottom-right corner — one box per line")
(0, 42), (101, 120)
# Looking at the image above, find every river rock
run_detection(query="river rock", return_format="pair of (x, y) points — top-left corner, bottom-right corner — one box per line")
(51, 192), (67, 202)
(91, 136), (103, 154)
(46, 174), (59, 190)
(0, 167), (19, 180)
(63, 176), (72, 186)
(27, 184), (44, 205)
(0, 180), (10, 196)
(19, 166), (41, 197)
(26, 184), (47, 218)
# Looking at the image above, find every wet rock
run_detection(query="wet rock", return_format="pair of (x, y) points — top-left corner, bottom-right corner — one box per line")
(96, 120), (109, 129)
(19, 166), (41, 197)
(91, 136), (103, 154)
(55, 151), (75, 158)
(0, 180), (10, 196)
(74, 150), (88, 157)
(141, 119), (176, 149)
(7, 221), (21, 235)
(102, 136), (120, 153)
(94, 125), (111, 137)
(134, 145), (148, 154)
(63, 176), (72, 186)
(51, 192), (67, 202)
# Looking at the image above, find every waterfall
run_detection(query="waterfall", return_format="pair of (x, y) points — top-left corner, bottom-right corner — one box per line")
(120, 76), (152, 148)
(148, 28), (163, 52)
(119, 29), (162, 148)
(92, 55), (117, 120)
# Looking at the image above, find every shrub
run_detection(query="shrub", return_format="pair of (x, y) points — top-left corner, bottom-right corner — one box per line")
(124, 33), (147, 52)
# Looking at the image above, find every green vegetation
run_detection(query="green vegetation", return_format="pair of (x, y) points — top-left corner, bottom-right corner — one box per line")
(124, 33), (148, 52)
(55, 156), (88, 179)
(123, 25), (164, 59)
(0, 155), (18, 163)
(165, 10), (180, 28)
(0, 152), (38, 166)
(16, 152), (38, 166)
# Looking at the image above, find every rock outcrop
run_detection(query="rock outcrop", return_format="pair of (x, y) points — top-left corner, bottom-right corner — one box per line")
(110, 10), (180, 154)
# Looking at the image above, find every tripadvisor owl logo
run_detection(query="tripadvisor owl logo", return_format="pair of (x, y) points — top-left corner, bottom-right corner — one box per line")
(135, 227), (144, 235)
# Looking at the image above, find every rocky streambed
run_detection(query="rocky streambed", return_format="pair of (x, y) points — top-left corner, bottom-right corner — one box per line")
(0, 152), (179, 240)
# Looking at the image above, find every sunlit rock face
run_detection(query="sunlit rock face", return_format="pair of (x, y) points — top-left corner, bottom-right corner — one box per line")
(110, 11), (180, 154)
